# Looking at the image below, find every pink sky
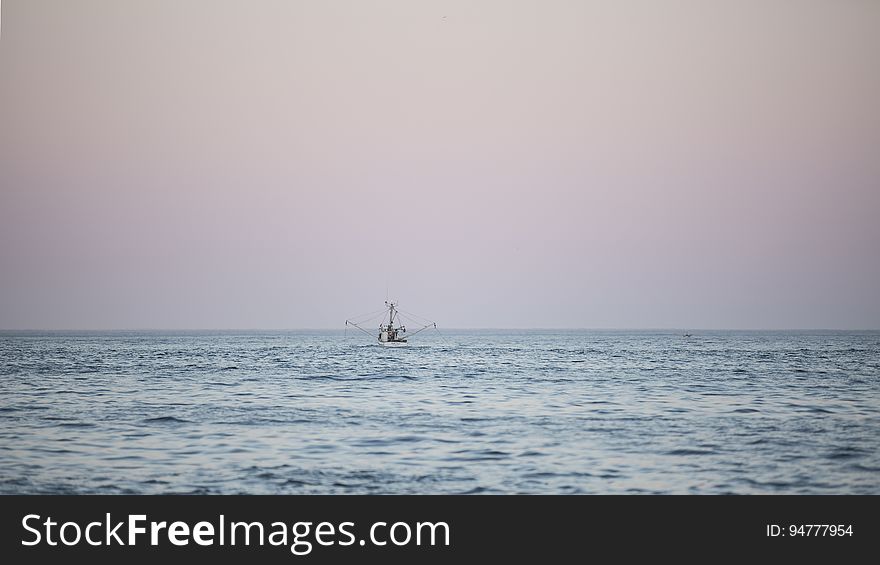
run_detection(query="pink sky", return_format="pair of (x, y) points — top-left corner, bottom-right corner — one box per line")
(1, 0), (878, 329)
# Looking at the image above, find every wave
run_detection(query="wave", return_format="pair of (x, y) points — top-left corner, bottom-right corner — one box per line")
(143, 416), (191, 424)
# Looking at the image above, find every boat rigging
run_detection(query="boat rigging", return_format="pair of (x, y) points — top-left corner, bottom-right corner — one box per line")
(345, 301), (437, 345)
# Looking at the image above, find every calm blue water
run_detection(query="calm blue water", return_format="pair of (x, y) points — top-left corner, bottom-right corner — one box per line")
(1, 330), (878, 494)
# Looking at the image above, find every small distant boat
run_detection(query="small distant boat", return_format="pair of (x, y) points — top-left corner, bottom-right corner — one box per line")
(346, 301), (437, 345)
(683, 332), (693, 338)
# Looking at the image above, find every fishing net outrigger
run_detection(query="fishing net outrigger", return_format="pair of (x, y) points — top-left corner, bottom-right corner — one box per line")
(345, 301), (438, 345)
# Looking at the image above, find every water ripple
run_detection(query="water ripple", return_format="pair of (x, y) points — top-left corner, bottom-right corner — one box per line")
(1, 329), (878, 494)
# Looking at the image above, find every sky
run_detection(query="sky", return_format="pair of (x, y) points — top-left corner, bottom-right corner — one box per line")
(1, 0), (878, 330)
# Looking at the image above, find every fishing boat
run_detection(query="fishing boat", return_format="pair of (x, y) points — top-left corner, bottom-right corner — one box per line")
(345, 301), (437, 345)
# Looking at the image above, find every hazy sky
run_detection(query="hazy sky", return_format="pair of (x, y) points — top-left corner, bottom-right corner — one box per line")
(1, 0), (878, 329)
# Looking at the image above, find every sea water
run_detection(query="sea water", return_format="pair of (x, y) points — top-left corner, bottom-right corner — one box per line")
(1, 330), (878, 494)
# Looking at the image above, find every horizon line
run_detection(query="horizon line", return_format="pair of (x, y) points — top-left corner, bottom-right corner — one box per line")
(1, 327), (878, 332)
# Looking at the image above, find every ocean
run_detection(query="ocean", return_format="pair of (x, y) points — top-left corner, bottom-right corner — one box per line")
(1, 330), (878, 494)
